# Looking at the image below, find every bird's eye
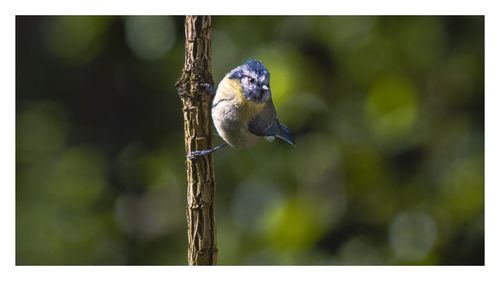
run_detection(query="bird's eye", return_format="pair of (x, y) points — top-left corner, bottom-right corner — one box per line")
(249, 78), (256, 84)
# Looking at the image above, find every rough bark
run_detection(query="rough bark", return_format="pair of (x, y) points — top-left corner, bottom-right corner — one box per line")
(177, 16), (217, 265)
(175, 16), (217, 265)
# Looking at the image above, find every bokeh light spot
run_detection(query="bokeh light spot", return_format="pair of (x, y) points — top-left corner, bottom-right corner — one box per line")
(317, 17), (376, 52)
(112, 145), (184, 240)
(439, 155), (484, 221)
(263, 198), (324, 251)
(114, 187), (182, 240)
(366, 75), (418, 141)
(230, 180), (284, 234)
(17, 102), (68, 164)
(335, 235), (387, 264)
(41, 16), (110, 64)
(125, 16), (176, 61)
(389, 211), (437, 262)
(46, 146), (106, 207)
(398, 17), (445, 71)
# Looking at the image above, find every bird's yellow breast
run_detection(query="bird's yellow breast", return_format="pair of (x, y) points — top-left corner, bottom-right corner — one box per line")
(215, 76), (266, 120)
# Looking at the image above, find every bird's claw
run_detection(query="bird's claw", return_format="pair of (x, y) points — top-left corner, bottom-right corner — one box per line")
(187, 150), (207, 160)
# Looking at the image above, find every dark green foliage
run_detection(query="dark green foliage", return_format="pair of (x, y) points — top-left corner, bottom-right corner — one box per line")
(16, 16), (483, 265)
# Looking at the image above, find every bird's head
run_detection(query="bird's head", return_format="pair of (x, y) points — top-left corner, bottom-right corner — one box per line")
(227, 59), (271, 103)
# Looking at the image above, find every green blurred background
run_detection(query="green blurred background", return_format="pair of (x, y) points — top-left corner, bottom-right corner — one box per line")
(16, 16), (484, 265)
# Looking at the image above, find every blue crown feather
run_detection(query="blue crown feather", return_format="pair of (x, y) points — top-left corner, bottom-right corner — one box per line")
(243, 59), (269, 77)
(228, 59), (269, 80)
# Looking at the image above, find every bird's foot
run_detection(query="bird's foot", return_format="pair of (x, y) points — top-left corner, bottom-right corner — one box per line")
(187, 149), (211, 160)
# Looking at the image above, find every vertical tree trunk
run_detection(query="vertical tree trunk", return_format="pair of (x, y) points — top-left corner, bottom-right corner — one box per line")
(176, 16), (217, 265)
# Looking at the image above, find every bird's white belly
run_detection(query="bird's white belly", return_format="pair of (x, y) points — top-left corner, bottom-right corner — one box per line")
(212, 101), (261, 149)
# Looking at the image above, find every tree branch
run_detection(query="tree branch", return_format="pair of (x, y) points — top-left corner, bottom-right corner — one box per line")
(176, 15), (217, 265)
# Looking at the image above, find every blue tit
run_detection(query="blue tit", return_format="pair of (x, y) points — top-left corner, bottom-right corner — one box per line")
(188, 59), (295, 160)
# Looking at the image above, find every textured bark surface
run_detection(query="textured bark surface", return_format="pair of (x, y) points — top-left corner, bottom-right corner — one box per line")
(175, 16), (217, 265)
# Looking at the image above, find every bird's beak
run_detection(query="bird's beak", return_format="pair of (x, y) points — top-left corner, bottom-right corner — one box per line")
(261, 85), (269, 91)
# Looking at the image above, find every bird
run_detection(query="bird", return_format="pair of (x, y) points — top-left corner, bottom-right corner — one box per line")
(188, 59), (295, 160)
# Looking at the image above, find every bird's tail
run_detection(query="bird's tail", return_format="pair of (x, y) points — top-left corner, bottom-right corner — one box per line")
(276, 124), (296, 146)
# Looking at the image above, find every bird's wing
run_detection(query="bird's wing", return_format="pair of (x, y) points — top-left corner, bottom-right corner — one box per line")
(248, 100), (280, 137)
